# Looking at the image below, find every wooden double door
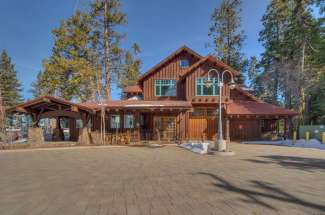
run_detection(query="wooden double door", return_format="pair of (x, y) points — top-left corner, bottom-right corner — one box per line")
(188, 108), (217, 140)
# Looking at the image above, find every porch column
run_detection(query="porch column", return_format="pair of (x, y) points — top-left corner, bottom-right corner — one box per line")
(53, 116), (64, 141)
(69, 118), (77, 141)
(135, 112), (140, 142)
(284, 118), (289, 139)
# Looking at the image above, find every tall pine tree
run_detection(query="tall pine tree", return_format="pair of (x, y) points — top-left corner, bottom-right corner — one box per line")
(259, 0), (324, 123)
(209, 0), (246, 83)
(33, 11), (100, 102)
(90, 0), (127, 100)
(119, 43), (141, 91)
(0, 50), (22, 107)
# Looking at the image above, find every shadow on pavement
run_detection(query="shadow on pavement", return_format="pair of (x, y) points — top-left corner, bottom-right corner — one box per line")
(198, 172), (325, 212)
(243, 155), (325, 172)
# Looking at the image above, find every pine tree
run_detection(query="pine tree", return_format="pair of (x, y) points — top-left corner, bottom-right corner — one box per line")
(0, 50), (22, 107)
(119, 43), (141, 91)
(209, 0), (246, 83)
(34, 11), (100, 102)
(90, 0), (127, 100)
(259, 0), (324, 123)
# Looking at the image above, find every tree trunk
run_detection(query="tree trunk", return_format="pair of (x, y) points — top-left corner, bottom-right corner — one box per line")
(104, 0), (111, 100)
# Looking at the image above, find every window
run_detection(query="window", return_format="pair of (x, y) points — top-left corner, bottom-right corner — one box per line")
(124, 114), (134, 129)
(180, 59), (189, 68)
(155, 80), (176, 96)
(196, 78), (219, 96)
(110, 114), (120, 129)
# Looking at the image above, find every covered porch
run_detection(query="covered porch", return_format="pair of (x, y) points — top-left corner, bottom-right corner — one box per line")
(7, 96), (94, 144)
(85, 100), (192, 144)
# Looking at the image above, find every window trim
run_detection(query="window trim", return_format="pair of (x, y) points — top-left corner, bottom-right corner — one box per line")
(180, 59), (189, 68)
(124, 114), (134, 129)
(196, 78), (219, 96)
(110, 114), (120, 129)
(154, 79), (177, 97)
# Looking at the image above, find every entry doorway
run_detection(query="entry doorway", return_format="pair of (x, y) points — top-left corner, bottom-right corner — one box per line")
(153, 116), (176, 141)
(188, 108), (217, 140)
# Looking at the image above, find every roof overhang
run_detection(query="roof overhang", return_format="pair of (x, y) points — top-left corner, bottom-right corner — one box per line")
(7, 96), (94, 114)
(226, 100), (298, 117)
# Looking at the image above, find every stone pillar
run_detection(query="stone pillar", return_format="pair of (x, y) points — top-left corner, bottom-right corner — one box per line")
(28, 127), (44, 145)
(78, 127), (92, 145)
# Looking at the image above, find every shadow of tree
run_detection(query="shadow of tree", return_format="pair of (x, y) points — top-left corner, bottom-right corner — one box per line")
(244, 155), (325, 172)
(198, 172), (325, 212)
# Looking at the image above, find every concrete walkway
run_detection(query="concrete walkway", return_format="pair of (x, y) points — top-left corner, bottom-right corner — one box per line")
(0, 143), (325, 215)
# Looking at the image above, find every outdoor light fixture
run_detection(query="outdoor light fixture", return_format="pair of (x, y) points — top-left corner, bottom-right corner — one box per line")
(204, 69), (235, 152)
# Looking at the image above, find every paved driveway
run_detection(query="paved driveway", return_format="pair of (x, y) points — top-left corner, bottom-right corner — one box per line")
(1, 143), (325, 215)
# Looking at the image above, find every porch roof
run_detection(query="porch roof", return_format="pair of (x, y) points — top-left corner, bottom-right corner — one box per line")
(7, 96), (94, 114)
(226, 100), (298, 117)
(81, 100), (192, 111)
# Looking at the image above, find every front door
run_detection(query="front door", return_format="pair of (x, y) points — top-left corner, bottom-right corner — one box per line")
(188, 108), (217, 140)
(153, 116), (176, 141)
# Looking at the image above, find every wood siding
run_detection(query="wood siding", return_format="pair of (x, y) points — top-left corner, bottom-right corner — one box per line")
(185, 62), (230, 103)
(230, 119), (261, 140)
(142, 51), (199, 100)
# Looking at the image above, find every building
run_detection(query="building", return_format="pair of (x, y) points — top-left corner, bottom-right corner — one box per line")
(8, 46), (297, 143)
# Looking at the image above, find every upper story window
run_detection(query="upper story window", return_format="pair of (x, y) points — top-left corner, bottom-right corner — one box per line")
(180, 59), (189, 68)
(155, 80), (176, 96)
(196, 78), (219, 96)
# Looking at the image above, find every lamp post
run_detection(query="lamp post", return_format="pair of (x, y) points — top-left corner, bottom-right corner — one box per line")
(204, 69), (236, 152)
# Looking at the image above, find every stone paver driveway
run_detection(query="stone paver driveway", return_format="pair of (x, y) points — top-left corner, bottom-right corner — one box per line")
(1, 143), (325, 215)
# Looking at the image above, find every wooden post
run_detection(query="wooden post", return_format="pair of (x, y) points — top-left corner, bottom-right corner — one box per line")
(69, 118), (77, 141)
(284, 118), (288, 139)
(136, 112), (140, 142)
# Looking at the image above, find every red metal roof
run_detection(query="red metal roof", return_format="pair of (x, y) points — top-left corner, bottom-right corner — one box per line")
(81, 100), (192, 110)
(123, 85), (142, 93)
(226, 100), (298, 116)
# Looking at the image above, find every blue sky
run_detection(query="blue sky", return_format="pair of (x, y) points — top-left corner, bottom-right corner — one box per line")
(0, 0), (269, 100)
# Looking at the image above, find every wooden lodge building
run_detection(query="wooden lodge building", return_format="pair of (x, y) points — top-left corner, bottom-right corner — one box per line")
(8, 46), (297, 144)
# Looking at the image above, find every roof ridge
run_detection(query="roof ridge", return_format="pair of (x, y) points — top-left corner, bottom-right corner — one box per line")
(179, 55), (240, 80)
(138, 46), (202, 83)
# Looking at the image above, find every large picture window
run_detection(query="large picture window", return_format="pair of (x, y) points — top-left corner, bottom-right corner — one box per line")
(196, 78), (219, 96)
(110, 114), (120, 129)
(124, 114), (134, 129)
(155, 80), (176, 96)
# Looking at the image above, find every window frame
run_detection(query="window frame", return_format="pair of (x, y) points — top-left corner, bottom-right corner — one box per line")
(180, 59), (189, 68)
(196, 78), (219, 96)
(124, 114), (134, 129)
(154, 79), (177, 97)
(110, 114), (120, 129)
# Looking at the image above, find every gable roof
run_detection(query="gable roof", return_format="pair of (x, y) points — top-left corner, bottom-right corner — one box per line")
(7, 96), (94, 113)
(179, 55), (240, 81)
(138, 45), (202, 83)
